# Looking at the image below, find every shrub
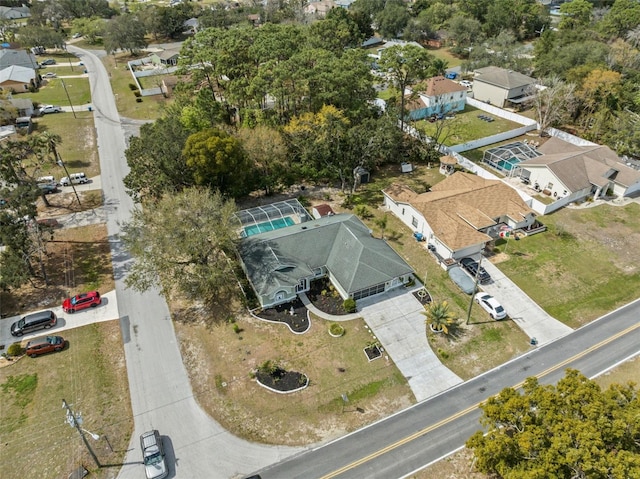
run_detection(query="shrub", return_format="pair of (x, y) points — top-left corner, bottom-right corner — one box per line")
(233, 323), (242, 334)
(7, 343), (23, 357)
(128, 83), (138, 90)
(343, 298), (356, 313)
(297, 195), (310, 207)
(133, 90), (141, 97)
(136, 98), (143, 103)
(354, 205), (372, 219)
(329, 323), (345, 337)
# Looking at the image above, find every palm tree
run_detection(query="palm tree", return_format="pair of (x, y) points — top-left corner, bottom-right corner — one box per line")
(422, 300), (457, 334)
(429, 58), (449, 77)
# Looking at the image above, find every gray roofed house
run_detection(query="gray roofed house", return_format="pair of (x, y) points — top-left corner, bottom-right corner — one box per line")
(472, 66), (536, 108)
(518, 137), (640, 201)
(239, 213), (414, 308)
(0, 65), (38, 92)
(0, 5), (30, 19)
(0, 49), (39, 70)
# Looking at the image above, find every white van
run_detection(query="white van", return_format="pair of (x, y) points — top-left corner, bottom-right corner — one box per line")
(60, 172), (88, 186)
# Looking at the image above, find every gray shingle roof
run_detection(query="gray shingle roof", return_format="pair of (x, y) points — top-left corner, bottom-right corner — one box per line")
(474, 66), (535, 90)
(240, 214), (413, 299)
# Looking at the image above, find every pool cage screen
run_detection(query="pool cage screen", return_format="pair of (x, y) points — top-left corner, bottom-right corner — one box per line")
(483, 141), (542, 177)
(236, 199), (311, 237)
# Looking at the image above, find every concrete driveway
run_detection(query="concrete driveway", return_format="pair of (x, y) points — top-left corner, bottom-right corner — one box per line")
(0, 290), (119, 346)
(478, 260), (573, 345)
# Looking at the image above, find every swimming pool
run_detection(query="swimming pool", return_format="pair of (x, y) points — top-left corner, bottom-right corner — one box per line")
(497, 157), (522, 171)
(243, 217), (295, 237)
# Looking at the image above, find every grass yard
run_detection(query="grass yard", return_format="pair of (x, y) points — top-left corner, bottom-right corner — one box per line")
(0, 321), (132, 479)
(414, 105), (523, 147)
(27, 77), (92, 107)
(424, 46), (464, 68)
(0, 221), (113, 316)
(175, 310), (414, 445)
(32, 113), (99, 178)
(104, 53), (172, 120)
(40, 65), (86, 76)
(496, 203), (640, 329)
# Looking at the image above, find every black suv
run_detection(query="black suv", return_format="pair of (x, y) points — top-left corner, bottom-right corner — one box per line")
(460, 257), (491, 284)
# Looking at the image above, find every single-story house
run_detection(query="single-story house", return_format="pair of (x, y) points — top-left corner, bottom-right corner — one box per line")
(239, 213), (414, 308)
(518, 137), (640, 201)
(305, 0), (336, 16)
(406, 76), (467, 120)
(9, 98), (35, 117)
(472, 66), (536, 108)
(183, 17), (199, 34)
(383, 172), (536, 260)
(335, 0), (356, 8)
(0, 49), (39, 70)
(0, 5), (30, 19)
(0, 65), (38, 92)
(150, 48), (180, 66)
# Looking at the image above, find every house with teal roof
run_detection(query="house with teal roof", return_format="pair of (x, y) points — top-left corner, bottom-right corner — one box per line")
(239, 213), (414, 309)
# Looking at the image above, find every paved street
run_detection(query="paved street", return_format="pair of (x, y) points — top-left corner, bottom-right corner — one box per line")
(68, 45), (301, 479)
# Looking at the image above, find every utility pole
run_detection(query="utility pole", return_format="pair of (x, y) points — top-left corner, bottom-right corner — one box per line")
(465, 256), (483, 325)
(60, 79), (77, 119)
(56, 153), (81, 206)
(62, 399), (101, 468)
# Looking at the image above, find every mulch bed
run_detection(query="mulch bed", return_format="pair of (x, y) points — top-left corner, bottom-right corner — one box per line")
(306, 278), (350, 316)
(364, 345), (382, 361)
(412, 288), (433, 307)
(256, 368), (309, 392)
(255, 298), (310, 333)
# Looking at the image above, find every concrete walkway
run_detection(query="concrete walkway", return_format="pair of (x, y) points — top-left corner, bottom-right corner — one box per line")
(302, 288), (463, 402)
(479, 260), (573, 345)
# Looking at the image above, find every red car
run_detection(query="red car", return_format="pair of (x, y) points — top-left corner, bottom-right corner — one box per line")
(62, 291), (101, 313)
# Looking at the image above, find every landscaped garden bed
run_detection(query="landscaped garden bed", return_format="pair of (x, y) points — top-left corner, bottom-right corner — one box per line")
(255, 298), (310, 333)
(255, 361), (309, 393)
(307, 278), (353, 315)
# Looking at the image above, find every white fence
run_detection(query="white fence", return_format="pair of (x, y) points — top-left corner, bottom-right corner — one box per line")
(449, 124), (536, 152)
(546, 127), (597, 147)
(126, 58), (178, 97)
(466, 97), (538, 126)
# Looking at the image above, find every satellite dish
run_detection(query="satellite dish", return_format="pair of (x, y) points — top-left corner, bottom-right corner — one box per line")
(1, 43), (10, 48)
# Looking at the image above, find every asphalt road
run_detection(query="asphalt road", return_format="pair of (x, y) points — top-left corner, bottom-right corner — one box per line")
(68, 46), (300, 479)
(257, 299), (640, 479)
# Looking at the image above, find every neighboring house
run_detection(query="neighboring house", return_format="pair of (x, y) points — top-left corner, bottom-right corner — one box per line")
(472, 66), (536, 108)
(518, 137), (640, 202)
(239, 213), (414, 309)
(312, 204), (335, 219)
(383, 172), (536, 261)
(150, 48), (180, 66)
(305, 0), (336, 16)
(0, 49), (39, 70)
(373, 39), (424, 59)
(362, 37), (384, 49)
(405, 76), (467, 121)
(9, 97), (34, 117)
(335, 0), (356, 8)
(0, 65), (38, 92)
(183, 17), (199, 34)
(0, 5), (30, 19)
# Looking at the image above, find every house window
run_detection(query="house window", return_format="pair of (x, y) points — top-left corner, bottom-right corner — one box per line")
(411, 216), (418, 228)
(402, 208), (405, 215)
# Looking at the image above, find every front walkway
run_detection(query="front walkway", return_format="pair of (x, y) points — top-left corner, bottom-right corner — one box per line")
(302, 288), (463, 402)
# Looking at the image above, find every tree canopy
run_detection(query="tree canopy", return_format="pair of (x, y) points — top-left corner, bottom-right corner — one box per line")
(467, 369), (640, 478)
(121, 188), (240, 307)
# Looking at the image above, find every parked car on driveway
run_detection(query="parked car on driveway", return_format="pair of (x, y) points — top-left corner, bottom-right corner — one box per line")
(460, 80), (472, 88)
(39, 105), (63, 114)
(25, 335), (66, 357)
(448, 266), (476, 295)
(62, 291), (101, 313)
(37, 182), (58, 194)
(60, 172), (88, 186)
(460, 257), (491, 284)
(475, 293), (507, 320)
(40, 58), (56, 65)
(42, 72), (57, 79)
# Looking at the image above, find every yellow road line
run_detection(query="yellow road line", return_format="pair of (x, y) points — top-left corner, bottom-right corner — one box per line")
(320, 321), (640, 479)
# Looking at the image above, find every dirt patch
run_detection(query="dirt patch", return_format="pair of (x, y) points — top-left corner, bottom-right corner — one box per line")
(0, 223), (114, 317)
(174, 306), (414, 446)
(36, 190), (102, 218)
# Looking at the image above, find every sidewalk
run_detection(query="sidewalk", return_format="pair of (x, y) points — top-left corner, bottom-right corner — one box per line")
(302, 288), (463, 402)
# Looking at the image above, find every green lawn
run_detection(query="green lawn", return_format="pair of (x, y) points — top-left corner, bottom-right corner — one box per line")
(496, 204), (640, 329)
(105, 53), (172, 120)
(33, 113), (99, 177)
(27, 78), (92, 107)
(0, 322), (132, 479)
(414, 105), (523, 147)
(40, 65), (85, 76)
(425, 46), (464, 68)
